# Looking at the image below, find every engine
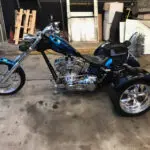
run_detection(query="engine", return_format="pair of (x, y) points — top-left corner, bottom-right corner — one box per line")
(54, 56), (97, 91)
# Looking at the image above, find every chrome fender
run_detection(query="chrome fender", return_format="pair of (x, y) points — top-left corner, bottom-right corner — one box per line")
(0, 58), (15, 65)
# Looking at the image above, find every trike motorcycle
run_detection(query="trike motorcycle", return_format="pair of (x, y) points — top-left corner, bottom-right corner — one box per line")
(0, 21), (150, 116)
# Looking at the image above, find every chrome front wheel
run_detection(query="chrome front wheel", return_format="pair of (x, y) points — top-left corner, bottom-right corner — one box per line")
(0, 63), (25, 95)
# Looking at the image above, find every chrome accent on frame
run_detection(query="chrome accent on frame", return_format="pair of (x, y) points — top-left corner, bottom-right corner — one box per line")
(54, 56), (97, 91)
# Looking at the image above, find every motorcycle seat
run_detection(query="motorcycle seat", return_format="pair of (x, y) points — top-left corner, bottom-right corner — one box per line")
(105, 41), (131, 50)
(82, 55), (108, 65)
(103, 41), (130, 58)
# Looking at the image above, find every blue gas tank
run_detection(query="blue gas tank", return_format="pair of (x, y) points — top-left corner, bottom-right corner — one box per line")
(49, 35), (78, 56)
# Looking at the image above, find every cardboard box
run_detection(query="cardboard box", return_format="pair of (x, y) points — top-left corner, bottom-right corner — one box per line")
(103, 20), (112, 41)
(103, 3), (110, 11)
(104, 2), (124, 24)
(144, 14), (150, 20)
(137, 14), (144, 20)
(103, 2), (124, 12)
(104, 11), (116, 24)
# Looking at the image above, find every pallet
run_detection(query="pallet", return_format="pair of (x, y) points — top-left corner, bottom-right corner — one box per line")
(14, 9), (36, 45)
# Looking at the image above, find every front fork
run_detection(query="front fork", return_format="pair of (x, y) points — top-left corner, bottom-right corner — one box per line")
(0, 51), (30, 83)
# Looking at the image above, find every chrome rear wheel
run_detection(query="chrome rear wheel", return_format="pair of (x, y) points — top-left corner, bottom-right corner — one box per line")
(120, 84), (150, 114)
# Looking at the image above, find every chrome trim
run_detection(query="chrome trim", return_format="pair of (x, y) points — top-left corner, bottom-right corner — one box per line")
(0, 72), (21, 94)
(23, 34), (36, 42)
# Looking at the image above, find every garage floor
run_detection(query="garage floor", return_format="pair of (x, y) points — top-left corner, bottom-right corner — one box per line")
(0, 55), (150, 150)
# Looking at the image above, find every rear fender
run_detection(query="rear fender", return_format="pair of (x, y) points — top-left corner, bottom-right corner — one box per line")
(112, 73), (150, 90)
(127, 56), (140, 67)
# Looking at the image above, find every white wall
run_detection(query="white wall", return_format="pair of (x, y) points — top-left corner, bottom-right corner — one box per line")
(70, 17), (97, 42)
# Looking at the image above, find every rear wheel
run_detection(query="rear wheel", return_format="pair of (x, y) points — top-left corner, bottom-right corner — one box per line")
(0, 62), (25, 95)
(110, 81), (150, 116)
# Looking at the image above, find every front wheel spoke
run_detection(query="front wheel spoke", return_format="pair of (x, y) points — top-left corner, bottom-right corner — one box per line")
(134, 85), (140, 93)
(0, 72), (21, 93)
(133, 99), (137, 106)
(124, 90), (130, 95)
(121, 97), (131, 103)
(135, 101), (141, 107)
(142, 94), (149, 104)
(140, 84), (146, 92)
(138, 92), (146, 97)
(145, 94), (149, 100)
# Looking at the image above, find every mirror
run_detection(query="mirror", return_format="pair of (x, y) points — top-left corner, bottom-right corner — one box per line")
(50, 15), (53, 22)
(54, 22), (60, 27)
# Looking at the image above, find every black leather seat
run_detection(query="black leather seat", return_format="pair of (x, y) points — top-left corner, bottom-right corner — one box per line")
(105, 41), (131, 50)
(82, 55), (108, 65)
(103, 41), (129, 58)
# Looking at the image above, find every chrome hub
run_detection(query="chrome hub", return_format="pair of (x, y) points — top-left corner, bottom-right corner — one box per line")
(120, 84), (150, 114)
(0, 64), (21, 94)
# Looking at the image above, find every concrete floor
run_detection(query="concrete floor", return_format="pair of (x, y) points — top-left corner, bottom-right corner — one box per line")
(0, 55), (150, 150)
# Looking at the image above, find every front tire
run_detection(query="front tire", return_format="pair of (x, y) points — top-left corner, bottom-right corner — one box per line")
(110, 81), (150, 116)
(0, 62), (25, 95)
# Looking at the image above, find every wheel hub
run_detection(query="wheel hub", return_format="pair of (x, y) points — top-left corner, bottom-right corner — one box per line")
(120, 84), (150, 114)
(0, 73), (21, 94)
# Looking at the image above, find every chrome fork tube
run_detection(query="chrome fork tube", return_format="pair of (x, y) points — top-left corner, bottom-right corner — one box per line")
(0, 51), (30, 83)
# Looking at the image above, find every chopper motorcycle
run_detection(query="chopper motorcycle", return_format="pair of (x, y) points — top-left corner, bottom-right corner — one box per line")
(0, 21), (150, 116)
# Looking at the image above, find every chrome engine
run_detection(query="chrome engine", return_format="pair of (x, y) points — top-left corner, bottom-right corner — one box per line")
(54, 56), (97, 91)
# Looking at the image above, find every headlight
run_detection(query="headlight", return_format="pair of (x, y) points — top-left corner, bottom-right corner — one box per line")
(23, 34), (36, 42)
(19, 41), (31, 52)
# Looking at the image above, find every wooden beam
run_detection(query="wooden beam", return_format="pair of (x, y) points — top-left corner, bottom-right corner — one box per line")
(14, 9), (37, 44)
(28, 10), (36, 35)
(66, 0), (71, 41)
(23, 9), (30, 34)
(98, 14), (102, 41)
(66, 0), (71, 18)
(94, 0), (98, 17)
(94, 0), (99, 41)
(70, 3), (93, 6)
(14, 9), (23, 44)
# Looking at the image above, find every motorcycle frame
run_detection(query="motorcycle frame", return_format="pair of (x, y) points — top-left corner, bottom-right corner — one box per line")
(0, 32), (142, 85)
(0, 50), (58, 84)
(1, 48), (149, 93)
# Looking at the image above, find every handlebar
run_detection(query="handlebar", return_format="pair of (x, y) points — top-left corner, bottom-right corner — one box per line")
(29, 35), (42, 50)
(28, 22), (60, 50)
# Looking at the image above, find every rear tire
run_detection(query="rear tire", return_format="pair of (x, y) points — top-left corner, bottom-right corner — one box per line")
(0, 62), (25, 95)
(110, 80), (150, 116)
